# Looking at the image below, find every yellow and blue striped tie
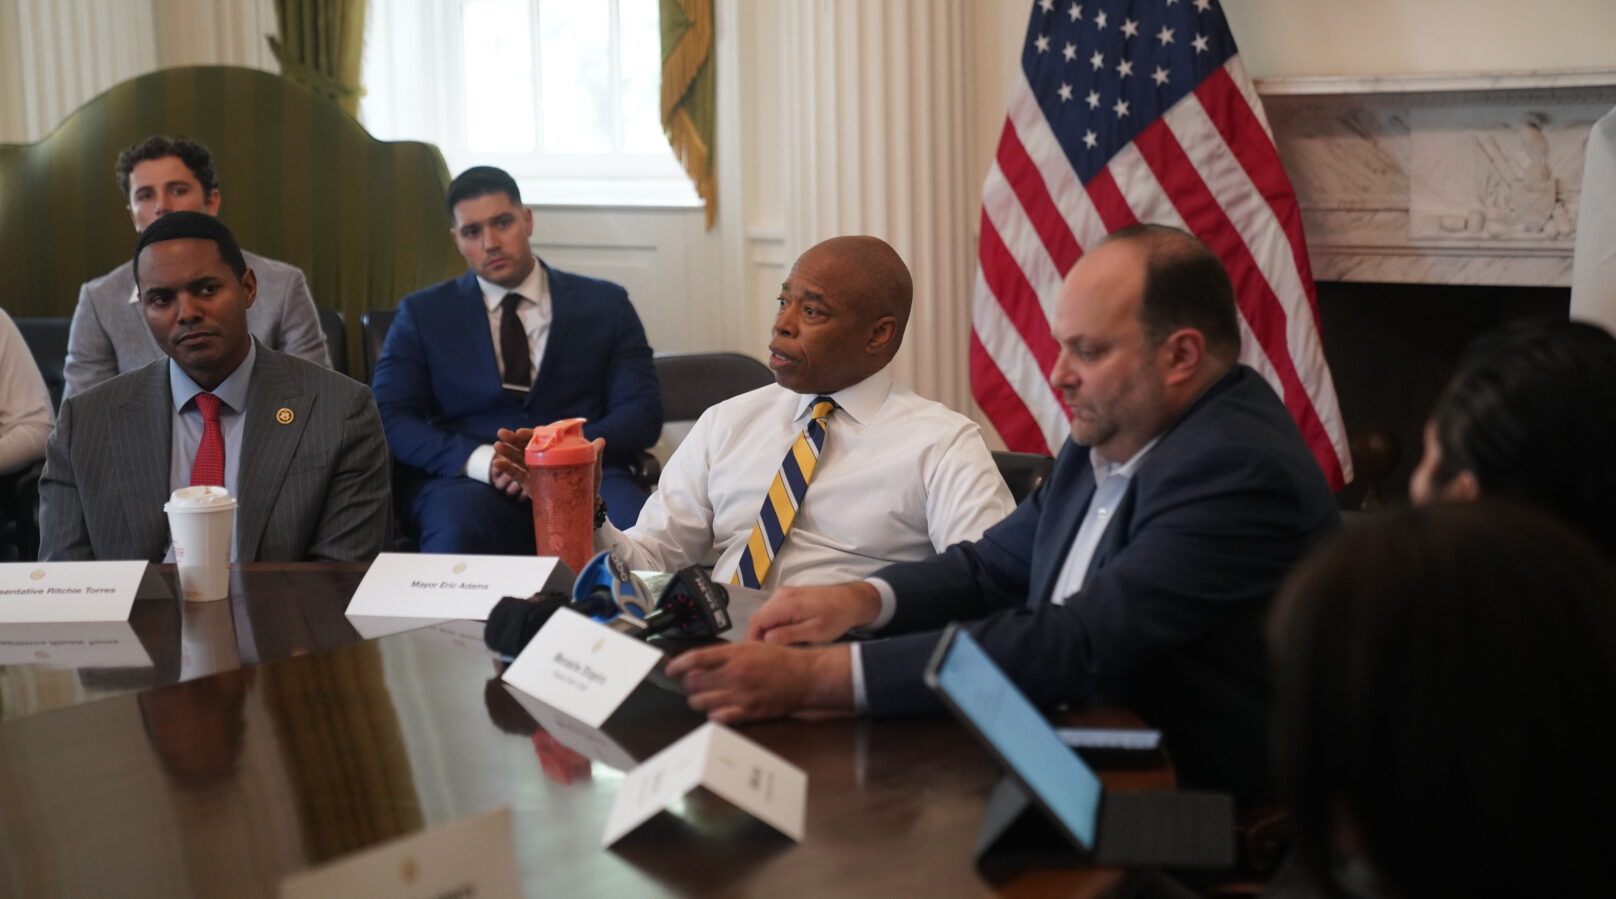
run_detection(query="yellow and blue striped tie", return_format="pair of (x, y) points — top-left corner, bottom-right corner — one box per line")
(732, 396), (837, 589)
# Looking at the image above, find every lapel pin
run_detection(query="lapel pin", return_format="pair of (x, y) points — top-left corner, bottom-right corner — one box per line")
(276, 407), (295, 424)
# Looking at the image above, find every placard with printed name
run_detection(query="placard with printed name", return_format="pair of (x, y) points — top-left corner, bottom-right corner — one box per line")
(501, 608), (663, 728)
(344, 552), (573, 621)
(603, 721), (808, 846)
(279, 806), (520, 899)
(0, 561), (170, 623)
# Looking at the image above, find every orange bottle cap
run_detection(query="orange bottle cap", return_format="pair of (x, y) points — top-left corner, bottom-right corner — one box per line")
(525, 418), (597, 466)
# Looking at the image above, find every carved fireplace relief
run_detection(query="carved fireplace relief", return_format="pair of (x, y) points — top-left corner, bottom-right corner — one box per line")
(1257, 70), (1616, 286)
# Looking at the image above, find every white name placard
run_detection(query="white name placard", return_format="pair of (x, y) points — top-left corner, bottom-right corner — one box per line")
(0, 621), (152, 667)
(280, 806), (521, 899)
(0, 561), (169, 623)
(502, 608), (663, 728)
(345, 553), (572, 621)
(603, 722), (808, 846)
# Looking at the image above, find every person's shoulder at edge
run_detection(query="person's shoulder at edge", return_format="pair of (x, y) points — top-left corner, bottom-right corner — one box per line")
(699, 372), (980, 433)
(876, 377), (982, 428)
(238, 249), (309, 283)
(261, 344), (372, 394)
(78, 258), (136, 298)
(61, 355), (167, 408)
(1136, 365), (1339, 523)
(682, 380), (795, 439)
(545, 264), (629, 300)
(1195, 366), (1332, 469)
(395, 271), (473, 310)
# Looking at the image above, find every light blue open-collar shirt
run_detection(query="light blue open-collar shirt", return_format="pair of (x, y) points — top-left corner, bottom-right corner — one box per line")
(850, 436), (1161, 710)
(164, 341), (257, 562)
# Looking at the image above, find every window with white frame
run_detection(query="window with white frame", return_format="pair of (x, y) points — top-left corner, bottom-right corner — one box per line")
(363, 0), (699, 206)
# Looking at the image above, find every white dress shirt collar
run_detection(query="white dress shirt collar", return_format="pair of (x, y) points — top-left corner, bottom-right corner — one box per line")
(1087, 434), (1161, 483)
(477, 256), (548, 311)
(792, 369), (892, 427)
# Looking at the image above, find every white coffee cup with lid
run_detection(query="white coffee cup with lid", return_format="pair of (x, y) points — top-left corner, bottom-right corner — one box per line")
(164, 485), (237, 601)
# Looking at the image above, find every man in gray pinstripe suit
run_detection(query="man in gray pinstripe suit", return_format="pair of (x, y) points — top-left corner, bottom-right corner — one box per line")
(39, 212), (389, 563)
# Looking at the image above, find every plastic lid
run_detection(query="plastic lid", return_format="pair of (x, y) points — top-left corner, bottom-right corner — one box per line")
(163, 485), (237, 511)
(525, 417), (597, 466)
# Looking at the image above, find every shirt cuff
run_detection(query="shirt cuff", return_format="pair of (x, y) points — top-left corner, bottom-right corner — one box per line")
(849, 642), (870, 713)
(464, 444), (496, 485)
(859, 577), (897, 632)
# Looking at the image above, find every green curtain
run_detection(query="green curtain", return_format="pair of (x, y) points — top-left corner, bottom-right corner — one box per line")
(269, 0), (368, 117)
(0, 66), (463, 372)
(660, 0), (716, 228)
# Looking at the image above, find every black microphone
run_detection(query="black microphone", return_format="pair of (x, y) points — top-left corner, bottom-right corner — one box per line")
(483, 587), (641, 657)
(637, 565), (732, 639)
(483, 565), (732, 656)
(483, 591), (571, 657)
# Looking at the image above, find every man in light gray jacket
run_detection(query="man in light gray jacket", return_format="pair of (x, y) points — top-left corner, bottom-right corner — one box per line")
(63, 135), (328, 399)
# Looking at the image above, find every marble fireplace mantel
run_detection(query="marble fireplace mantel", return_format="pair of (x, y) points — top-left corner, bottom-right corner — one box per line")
(1256, 68), (1616, 287)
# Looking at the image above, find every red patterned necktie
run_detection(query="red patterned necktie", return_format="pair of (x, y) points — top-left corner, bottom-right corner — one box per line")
(190, 392), (225, 487)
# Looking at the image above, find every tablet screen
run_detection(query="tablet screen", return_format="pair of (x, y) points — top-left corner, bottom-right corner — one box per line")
(931, 628), (1104, 849)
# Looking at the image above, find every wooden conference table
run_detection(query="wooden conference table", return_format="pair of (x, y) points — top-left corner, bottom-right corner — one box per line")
(0, 564), (1175, 898)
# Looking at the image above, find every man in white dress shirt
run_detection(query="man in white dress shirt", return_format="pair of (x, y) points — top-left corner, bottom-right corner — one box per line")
(495, 235), (1015, 587)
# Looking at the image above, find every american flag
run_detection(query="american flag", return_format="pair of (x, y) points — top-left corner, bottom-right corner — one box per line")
(971, 0), (1351, 490)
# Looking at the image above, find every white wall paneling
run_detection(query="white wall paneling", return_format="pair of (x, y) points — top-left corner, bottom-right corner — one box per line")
(708, 0), (762, 358)
(5, 0), (157, 143)
(529, 205), (720, 358)
(743, 226), (788, 357)
(152, 0), (278, 71)
(779, 0), (977, 412)
(0, 0), (277, 145)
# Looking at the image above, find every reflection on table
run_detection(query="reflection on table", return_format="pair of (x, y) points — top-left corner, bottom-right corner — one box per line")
(0, 564), (1171, 897)
(0, 563), (420, 723)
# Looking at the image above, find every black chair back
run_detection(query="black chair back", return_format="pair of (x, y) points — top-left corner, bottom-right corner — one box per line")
(992, 451), (1055, 505)
(15, 316), (70, 411)
(654, 352), (775, 422)
(318, 308), (348, 377)
(362, 309), (396, 384)
(0, 460), (43, 562)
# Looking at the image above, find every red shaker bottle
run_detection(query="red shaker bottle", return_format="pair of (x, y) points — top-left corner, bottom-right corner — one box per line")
(524, 418), (598, 575)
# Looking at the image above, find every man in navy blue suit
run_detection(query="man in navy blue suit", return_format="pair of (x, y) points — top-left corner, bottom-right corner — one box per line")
(666, 225), (1338, 806)
(372, 166), (660, 553)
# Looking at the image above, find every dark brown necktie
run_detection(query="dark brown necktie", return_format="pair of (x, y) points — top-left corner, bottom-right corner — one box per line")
(500, 293), (532, 396)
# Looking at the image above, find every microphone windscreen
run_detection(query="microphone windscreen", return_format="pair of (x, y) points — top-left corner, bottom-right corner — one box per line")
(483, 592), (569, 656)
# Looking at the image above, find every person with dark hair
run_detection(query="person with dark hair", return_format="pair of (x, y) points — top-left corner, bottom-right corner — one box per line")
(63, 135), (329, 399)
(662, 224), (1339, 807)
(39, 211), (389, 562)
(1410, 317), (1616, 555)
(371, 165), (662, 552)
(1269, 502), (1616, 899)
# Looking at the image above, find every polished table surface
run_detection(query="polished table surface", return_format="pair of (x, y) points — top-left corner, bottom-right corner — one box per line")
(0, 564), (1174, 898)
(0, 564), (385, 723)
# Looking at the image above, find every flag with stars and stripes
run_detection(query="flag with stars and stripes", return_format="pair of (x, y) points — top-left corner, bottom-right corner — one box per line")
(971, 0), (1351, 490)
